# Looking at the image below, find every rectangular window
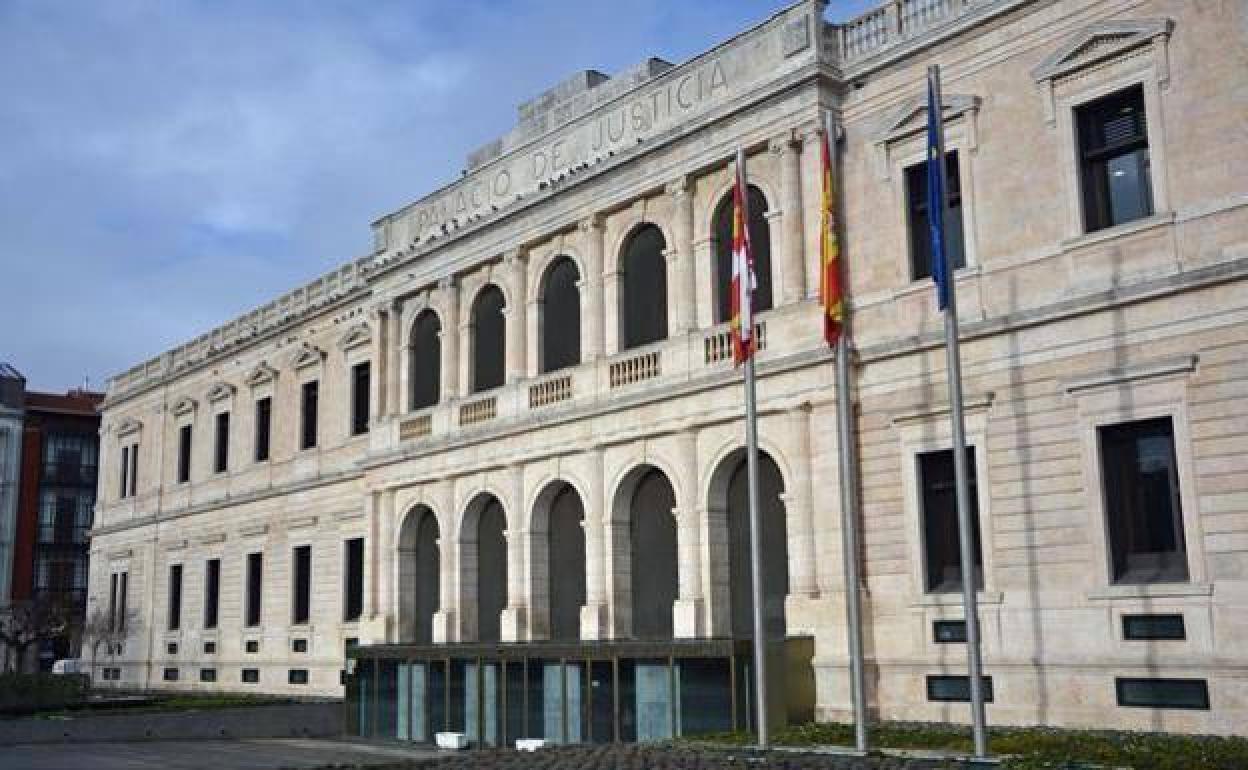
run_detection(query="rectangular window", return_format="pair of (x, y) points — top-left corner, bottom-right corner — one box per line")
(1123, 613), (1186, 641)
(300, 381), (319, 450)
(118, 572), (128, 631)
(204, 641), (216, 655)
(177, 425), (192, 483)
(204, 559), (220, 630)
(163, 667), (179, 682)
(292, 638), (308, 653)
(167, 642), (178, 655)
(199, 668), (217, 683)
(292, 545), (311, 625)
(1077, 85), (1152, 233)
(933, 619), (968, 644)
(905, 150), (965, 281)
(128, 442), (138, 497)
(245, 639), (260, 654)
(241, 668), (260, 684)
(1116, 678), (1209, 710)
(918, 447), (983, 593)
(254, 397), (272, 463)
(109, 573), (119, 631)
(351, 362), (371, 436)
(214, 412), (230, 473)
(927, 675), (994, 703)
(1099, 417), (1187, 584)
(288, 669), (309, 685)
(245, 552), (263, 627)
(344, 538), (364, 622)
(119, 445), (130, 498)
(168, 564), (183, 631)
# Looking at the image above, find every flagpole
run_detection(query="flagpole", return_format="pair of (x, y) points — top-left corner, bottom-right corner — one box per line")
(825, 109), (869, 754)
(928, 64), (988, 759)
(736, 146), (769, 750)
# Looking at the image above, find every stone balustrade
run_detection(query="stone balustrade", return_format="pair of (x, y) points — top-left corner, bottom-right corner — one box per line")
(703, 321), (768, 365)
(830, 0), (981, 66)
(529, 374), (573, 409)
(458, 395), (498, 426)
(609, 349), (662, 389)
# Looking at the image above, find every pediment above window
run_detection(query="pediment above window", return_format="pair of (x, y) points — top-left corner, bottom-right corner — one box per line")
(337, 322), (373, 352)
(172, 397), (197, 417)
(116, 417), (143, 437)
(289, 343), (325, 371)
(245, 362), (279, 387)
(875, 93), (981, 147)
(206, 382), (236, 403)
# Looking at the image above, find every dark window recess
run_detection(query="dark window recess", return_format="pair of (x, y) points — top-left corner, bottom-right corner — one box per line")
(118, 572), (128, 631)
(254, 397), (272, 462)
(1100, 417), (1188, 584)
(288, 669), (309, 685)
(713, 185), (774, 324)
(344, 538), (364, 622)
(119, 445), (129, 498)
(177, 424), (192, 483)
(203, 641), (216, 655)
(620, 225), (668, 350)
(409, 310), (441, 410)
(351, 361), (371, 436)
(245, 639), (260, 654)
(1077, 85), (1153, 233)
(199, 668), (217, 683)
(108, 573), (119, 631)
(934, 619), (968, 643)
(241, 668), (260, 684)
(1123, 614), (1186, 641)
(906, 151), (965, 281)
(1116, 678), (1209, 710)
(204, 559), (220, 630)
(540, 257), (582, 373)
(292, 638), (308, 653)
(167, 564), (183, 631)
(919, 448), (983, 593)
(128, 443), (138, 497)
(471, 285), (506, 393)
(300, 381), (319, 450)
(167, 642), (178, 655)
(162, 668), (179, 682)
(292, 545), (311, 625)
(245, 553), (263, 627)
(214, 412), (230, 473)
(927, 675), (994, 703)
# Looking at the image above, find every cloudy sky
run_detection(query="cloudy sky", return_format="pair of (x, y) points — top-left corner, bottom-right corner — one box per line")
(0, 0), (873, 392)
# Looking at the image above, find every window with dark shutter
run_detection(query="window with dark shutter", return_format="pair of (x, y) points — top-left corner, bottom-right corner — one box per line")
(906, 151), (965, 281)
(204, 559), (220, 630)
(301, 381), (319, 450)
(168, 564), (182, 631)
(1077, 85), (1152, 232)
(918, 447), (983, 593)
(292, 545), (311, 625)
(177, 425), (192, 483)
(254, 397), (271, 462)
(344, 538), (364, 622)
(245, 553), (263, 627)
(214, 412), (230, 473)
(351, 362), (370, 436)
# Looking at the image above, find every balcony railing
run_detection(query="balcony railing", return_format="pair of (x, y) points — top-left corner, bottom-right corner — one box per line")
(529, 374), (573, 408)
(459, 395), (498, 426)
(703, 321), (768, 365)
(609, 349), (661, 389)
(832, 0), (975, 66)
(398, 413), (433, 440)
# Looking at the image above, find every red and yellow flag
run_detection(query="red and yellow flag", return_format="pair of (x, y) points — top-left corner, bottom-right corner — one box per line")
(820, 126), (844, 347)
(730, 149), (756, 365)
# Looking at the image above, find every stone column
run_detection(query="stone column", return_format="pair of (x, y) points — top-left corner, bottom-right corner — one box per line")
(369, 302), (391, 417)
(580, 446), (609, 639)
(458, 287), (473, 398)
(672, 428), (705, 637)
(386, 298), (403, 415)
(579, 215), (605, 359)
(438, 277), (460, 401)
(500, 463), (529, 641)
(785, 404), (819, 599)
(772, 132), (808, 305)
(431, 478), (457, 643)
(667, 176), (697, 334)
(364, 490), (382, 619)
(802, 122), (827, 298)
(504, 249), (528, 383)
(376, 489), (397, 641)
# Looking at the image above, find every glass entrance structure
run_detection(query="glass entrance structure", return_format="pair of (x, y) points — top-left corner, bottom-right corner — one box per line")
(346, 638), (812, 746)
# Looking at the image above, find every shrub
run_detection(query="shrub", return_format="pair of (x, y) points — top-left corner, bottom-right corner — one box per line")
(0, 672), (89, 716)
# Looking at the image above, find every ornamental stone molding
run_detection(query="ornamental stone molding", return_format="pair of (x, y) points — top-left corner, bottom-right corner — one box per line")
(115, 417), (143, 437)
(245, 362), (279, 388)
(172, 396), (198, 417)
(206, 382), (236, 403)
(337, 322), (373, 352)
(289, 343), (326, 370)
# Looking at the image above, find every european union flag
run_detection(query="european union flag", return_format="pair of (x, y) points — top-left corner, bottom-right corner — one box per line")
(926, 72), (949, 311)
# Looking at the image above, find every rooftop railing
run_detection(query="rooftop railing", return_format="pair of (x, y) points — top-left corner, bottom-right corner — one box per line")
(830, 0), (985, 66)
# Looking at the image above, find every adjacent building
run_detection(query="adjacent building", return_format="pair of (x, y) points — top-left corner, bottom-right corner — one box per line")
(89, 0), (1247, 740)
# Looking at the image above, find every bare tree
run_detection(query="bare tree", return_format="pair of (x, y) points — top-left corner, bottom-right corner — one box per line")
(79, 605), (138, 685)
(0, 597), (72, 674)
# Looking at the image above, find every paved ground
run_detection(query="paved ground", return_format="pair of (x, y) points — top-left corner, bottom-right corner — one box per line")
(0, 738), (440, 770)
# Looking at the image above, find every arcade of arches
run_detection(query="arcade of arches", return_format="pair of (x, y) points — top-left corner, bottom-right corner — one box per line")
(393, 451), (790, 646)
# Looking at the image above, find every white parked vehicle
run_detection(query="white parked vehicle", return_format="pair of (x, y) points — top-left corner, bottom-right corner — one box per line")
(51, 658), (87, 675)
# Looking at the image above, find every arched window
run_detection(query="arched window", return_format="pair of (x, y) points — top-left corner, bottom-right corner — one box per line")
(547, 484), (585, 640)
(471, 284), (506, 393)
(398, 505), (440, 644)
(475, 496), (508, 643)
(712, 185), (773, 325)
(619, 225), (668, 350)
(408, 310), (441, 410)
(723, 452), (788, 639)
(629, 468), (678, 639)
(540, 257), (581, 373)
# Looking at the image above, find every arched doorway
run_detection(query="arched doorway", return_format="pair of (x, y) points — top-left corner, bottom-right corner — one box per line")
(461, 494), (508, 642)
(615, 466), (678, 639)
(712, 185), (773, 324)
(397, 505), (440, 644)
(709, 450), (788, 639)
(539, 257), (581, 373)
(531, 481), (586, 640)
(409, 309), (441, 410)
(619, 225), (668, 350)
(471, 285), (506, 393)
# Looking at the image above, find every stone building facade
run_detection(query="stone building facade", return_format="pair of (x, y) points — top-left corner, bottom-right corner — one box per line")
(89, 0), (1247, 735)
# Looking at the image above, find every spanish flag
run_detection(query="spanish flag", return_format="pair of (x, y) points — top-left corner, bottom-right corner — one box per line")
(820, 124), (844, 347)
(730, 148), (756, 365)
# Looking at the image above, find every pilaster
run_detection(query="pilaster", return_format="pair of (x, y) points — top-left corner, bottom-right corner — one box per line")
(438, 276), (460, 401)
(501, 463), (529, 641)
(580, 446), (609, 640)
(579, 215), (605, 359)
(772, 131), (809, 304)
(667, 176), (697, 334)
(504, 249), (529, 383)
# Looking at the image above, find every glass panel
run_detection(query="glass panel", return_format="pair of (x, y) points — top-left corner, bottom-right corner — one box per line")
(357, 659), (374, 738)
(377, 661), (398, 739)
(526, 659), (548, 741)
(449, 660), (468, 737)
(633, 659), (673, 742)
(397, 664), (411, 741)
(565, 661), (585, 744)
(678, 658), (732, 737)
(410, 662), (429, 742)
(505, 661), (526, 744)
(542, 661), (565, 743)
(589, 660), (614, 744)
(428, 660), (448, 737)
